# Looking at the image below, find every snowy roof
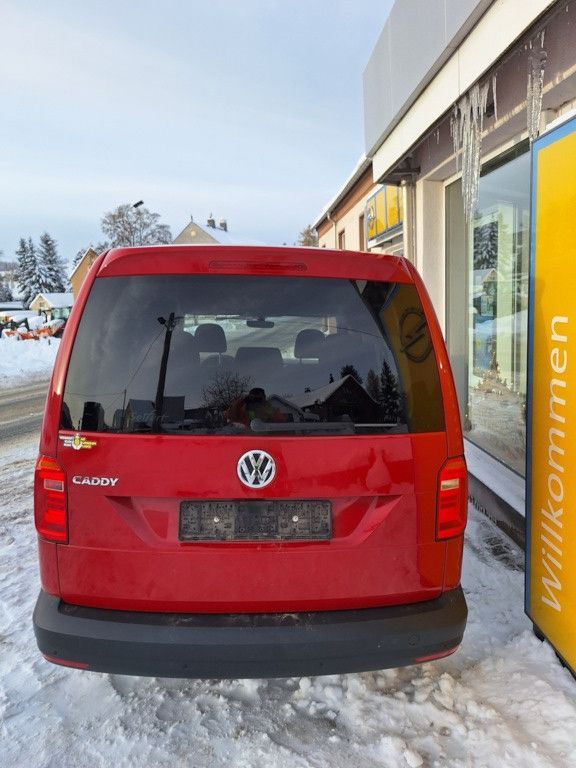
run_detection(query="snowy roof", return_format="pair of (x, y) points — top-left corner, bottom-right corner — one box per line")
(203, 226), (263, 246)
(69, 247), (100, 281)
(30, 292), (74, 308)
(312, 154), (372, 229)
(174, 219), (266, 246)
(3, 310), (36, 322)
(0, 301), (25, 310)
(291, 375), (355, 409)
(473, 268), (499, 282)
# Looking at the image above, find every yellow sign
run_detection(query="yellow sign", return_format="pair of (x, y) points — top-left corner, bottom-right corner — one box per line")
(527, 116), (576, 674)
(365, 186), (403, 243)
(386, 185), (399, 229)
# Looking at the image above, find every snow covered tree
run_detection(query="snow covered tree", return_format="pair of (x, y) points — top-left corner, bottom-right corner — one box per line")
(298, 225), (318, 247)
(101, 204), (172, 248)
(16, 238), (36, 305)
(38, 232), (67, 292)
(15, 237), (51, 306)
(473, 220), (498, 269)
(0, 274), (12, 301)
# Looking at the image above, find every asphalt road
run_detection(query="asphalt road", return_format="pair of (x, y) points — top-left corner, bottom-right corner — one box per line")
(0, 380), (49, 441)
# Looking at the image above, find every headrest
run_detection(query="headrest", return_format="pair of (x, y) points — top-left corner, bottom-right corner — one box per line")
(170, 328), (199, 361)
(235, 346), (283, 371)
(194, 323), (227, 353)
(294, 329), (325, 359)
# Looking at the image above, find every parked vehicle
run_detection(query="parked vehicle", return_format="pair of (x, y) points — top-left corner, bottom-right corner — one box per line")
(33, 245), (467, 678)
(1, 314), (66, 340)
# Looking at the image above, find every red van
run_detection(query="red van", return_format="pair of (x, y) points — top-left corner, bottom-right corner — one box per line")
(33, 245), (467, 678)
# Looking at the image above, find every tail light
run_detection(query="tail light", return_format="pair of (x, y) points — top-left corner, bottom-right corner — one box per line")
(34, 456), (68, 543)
(436, 457), (467, 540)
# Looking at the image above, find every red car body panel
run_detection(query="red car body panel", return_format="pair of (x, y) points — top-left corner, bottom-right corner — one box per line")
(54, 430), (448, 612)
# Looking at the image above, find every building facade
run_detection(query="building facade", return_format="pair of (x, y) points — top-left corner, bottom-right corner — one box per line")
(314, 157), (404, 255)
(70, 248), (100, 298)
(360, 0), (576, 543)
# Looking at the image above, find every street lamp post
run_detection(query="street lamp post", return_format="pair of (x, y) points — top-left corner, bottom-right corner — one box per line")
(132, 200), (144, 246)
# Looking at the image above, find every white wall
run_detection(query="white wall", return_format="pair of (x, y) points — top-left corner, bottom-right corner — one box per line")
(415, 180), (445, 332)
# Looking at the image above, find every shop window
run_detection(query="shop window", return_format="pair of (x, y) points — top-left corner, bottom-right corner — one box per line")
(446, 147), (530, 475)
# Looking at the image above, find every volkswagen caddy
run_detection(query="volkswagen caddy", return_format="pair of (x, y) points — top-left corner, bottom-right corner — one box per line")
(33, 245), (467, 677)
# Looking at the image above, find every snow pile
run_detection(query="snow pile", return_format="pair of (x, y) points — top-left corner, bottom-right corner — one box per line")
(0, 337), (60, 388)
(1, 437), (576, 767)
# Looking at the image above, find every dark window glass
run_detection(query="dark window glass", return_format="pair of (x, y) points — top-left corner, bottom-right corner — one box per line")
(61, 276), (444, 436)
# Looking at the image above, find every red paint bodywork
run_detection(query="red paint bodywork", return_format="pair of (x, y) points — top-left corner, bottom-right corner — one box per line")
(37, 246), (466, 614)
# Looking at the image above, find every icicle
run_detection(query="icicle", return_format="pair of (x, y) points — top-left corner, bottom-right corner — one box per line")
(527, 30), (547, 142)
(450, 104), (460, 172)
(452, 82), (490, 223)
(492, 73), (498, 123)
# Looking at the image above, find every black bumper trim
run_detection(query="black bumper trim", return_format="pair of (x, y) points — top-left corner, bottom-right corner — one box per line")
(33, 587), (467, 678)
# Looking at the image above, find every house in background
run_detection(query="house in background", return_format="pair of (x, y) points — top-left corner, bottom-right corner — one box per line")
(174, 216), (241, 246)
(292, 375), (380, 425)
(70, 247), (99, 298)
(29, 292), (74, 320)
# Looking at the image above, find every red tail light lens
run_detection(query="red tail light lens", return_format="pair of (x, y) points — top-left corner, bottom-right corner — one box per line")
(436, 457), (467, 540)
(34, 456), (68, 543)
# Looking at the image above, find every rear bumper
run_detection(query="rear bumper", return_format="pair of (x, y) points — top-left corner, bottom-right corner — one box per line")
(33, 587), (467, 678)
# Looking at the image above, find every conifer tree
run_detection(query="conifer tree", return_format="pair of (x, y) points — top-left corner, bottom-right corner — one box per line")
(29, 236), (51, 296)
(0, 274), (12, 301)
(340, 364), (363, 385)
(16, 238), (35, 305)
(15, 237), (50, 306)
(473, 220), (498, 269)
(38, 232), (67, 292)
(380, 360), (400, 422)
(365, 368), (382, 402)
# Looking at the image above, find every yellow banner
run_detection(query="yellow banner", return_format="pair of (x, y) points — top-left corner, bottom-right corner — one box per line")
(365, 186), (403, 244)
(528, 118), (576, 672)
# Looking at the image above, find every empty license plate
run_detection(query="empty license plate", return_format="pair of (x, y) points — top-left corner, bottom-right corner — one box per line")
(179, 500), (332, 541)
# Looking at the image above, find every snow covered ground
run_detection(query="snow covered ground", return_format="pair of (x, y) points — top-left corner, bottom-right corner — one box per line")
(0, 338), (60, 389)
(1, 435), (576, 768)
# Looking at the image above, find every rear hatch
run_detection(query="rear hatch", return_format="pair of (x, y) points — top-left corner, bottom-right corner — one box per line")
(52, 247), (461, 613)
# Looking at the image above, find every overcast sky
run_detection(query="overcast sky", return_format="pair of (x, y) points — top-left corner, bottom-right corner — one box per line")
(0, 1), (394, 265)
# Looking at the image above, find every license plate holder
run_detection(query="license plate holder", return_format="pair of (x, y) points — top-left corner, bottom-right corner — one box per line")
(179, 500), (332, 542)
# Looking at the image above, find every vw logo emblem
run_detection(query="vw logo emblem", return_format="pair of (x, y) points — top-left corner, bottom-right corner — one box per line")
(237, 450), (276, 489)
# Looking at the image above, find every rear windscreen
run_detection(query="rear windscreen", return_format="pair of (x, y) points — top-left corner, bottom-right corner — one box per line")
(61, 275), (445, 436)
